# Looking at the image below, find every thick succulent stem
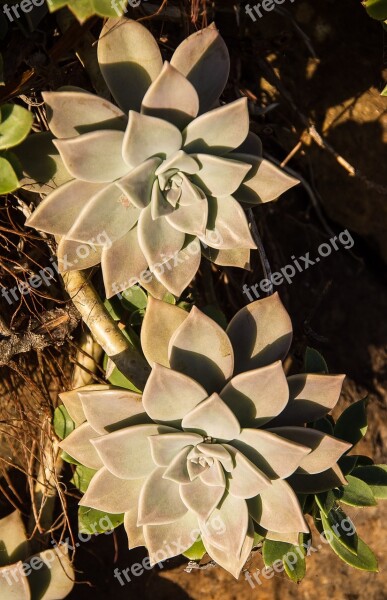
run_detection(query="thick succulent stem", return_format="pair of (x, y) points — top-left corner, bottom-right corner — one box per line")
(63, 270), (150, 391)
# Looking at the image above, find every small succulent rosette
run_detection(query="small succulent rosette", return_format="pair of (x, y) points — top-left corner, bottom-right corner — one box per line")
(0, 511), (74, 599)
(25, 18), (298, 298)
(59, 293), (351, 578)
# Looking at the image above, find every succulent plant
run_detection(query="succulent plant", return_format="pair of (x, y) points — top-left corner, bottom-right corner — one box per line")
(0, 511), (74, 599)
(59, 293), (351, 577)
(0, 103), (33, 194)
(25, 18), (298, 299)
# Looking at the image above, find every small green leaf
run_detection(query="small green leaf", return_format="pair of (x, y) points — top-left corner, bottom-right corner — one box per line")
(382, 84), (387, 96)
(54, 405), (75, 440)
(303, 347), (328, 374)
(326, 507), (358, 554)
(363, 0), (387, 20)
(163, 292), (176, 305)
(262, 539), (306, 583)
(320, 511), (378, 571)
(352, 465), (387, 499)
(120, 285), (148, 312)
(93, 0), (126, 16)
(46, 0), (68, 11)
(340, 474), (377, 507)
(71, 465), (97, 493)
(334, 398), (368, 445)
(78, 506), (124, 534)
(0, 155), (19, 193)
(0, 104), (33, 150)
(183, 537), (206, 560)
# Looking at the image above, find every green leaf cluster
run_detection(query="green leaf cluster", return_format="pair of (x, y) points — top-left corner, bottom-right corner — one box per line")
(0, 104), (33, 194)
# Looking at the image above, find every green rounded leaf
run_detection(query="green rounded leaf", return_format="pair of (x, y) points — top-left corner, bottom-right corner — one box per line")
(120, 285), (148, 312)
(320, 511), (378, 572)
(54, 405), (75, 440)
(0, 154), (19, 193)
(78, 506), (124, 534)
(334, 397), (368, 445)
(71, 465), (97, 493)
(183, 537), (207, 560)
(340, 474), (377, 507)
(364, 0), (387, 20)
(263, 539), (306, 583)
(352, 465), (387, 499)
(0, 104), (33, 150)
(326, 507), (358, 554)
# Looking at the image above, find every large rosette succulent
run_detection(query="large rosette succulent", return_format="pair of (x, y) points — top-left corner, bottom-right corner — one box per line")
(59, 293), (351, 578)
(25, 18), (297, 298)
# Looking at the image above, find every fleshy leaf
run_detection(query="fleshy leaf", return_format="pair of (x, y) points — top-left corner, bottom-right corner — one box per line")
(123, 111), (182, 168)
(268, 427), (352, 474)
(26, 179), (104, 236)
(137, 203), (186, 271)
(231, 428), (310, 479)
(171, 24), (230, 113)
(79, 467), (144, 514)
(248, 479), (308, 534)
(144, 511), (199, 564)
(54, 130), (127, 183)
(232, 155), (299, 204)
(193, 154), (251, 197)
(227, 293), (293, 374)
(219, 361), (289, 427)
(141, 62), (199, 129)
(273, 374), (345, 426)
(183, 99), (249, 155)
(79, 388), (145, 434)
(43, 90), (126, 138)
(138, 467), (188, 525)
(169, 306), (234, 392)
(15, 131), (72, 193)
(60, 423), (103, 470)
(182, 393), (240, 440)
(98, 18), (163, 113)
(101, 226), (149, 299)
(142, 363), (207, 424)
(141, 297), (188, 367)
(223, 445), (271, 498)
(92, 424), (175, 479)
